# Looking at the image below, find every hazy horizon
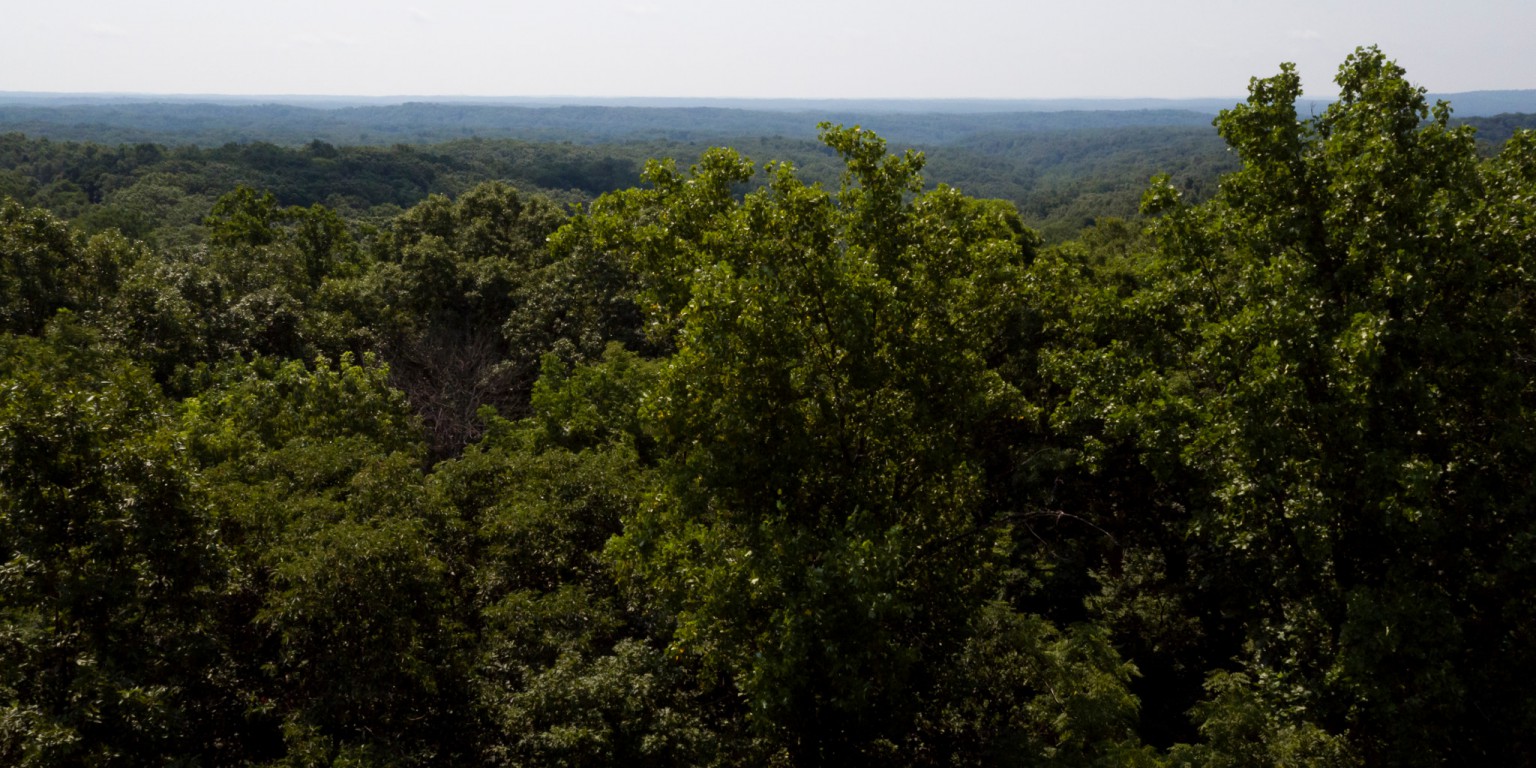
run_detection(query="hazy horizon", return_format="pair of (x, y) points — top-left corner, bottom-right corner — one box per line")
(5, 1), (1534, 101)
(8, 91), (1536, 122)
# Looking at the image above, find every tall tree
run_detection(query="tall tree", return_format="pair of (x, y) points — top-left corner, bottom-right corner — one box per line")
(0, 324), (238, 765)
(1046, 47), (1536, 765)
(588, 125), (1146, 764)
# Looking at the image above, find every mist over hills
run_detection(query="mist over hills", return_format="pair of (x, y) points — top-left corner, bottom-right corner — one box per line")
(2, 89), (1530, 149)
(0, 92), (1263, 113)
(5, 90), (1536, 115)
(0, 100), (1217, 148)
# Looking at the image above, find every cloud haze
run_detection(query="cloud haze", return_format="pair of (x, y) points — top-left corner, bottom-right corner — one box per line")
(4, 0), (1531, 98)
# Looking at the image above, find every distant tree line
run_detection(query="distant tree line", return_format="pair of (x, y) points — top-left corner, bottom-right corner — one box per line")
(0, 101), (1229, 147)
(0, 121), (1250, 248)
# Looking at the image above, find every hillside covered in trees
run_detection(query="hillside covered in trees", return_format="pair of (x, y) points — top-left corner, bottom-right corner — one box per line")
(4, 47), (1536, 766)
(5, 92), (1531, 247)
(0, 122), (1238, 246)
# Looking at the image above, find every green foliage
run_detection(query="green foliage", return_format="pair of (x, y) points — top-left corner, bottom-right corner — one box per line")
(464, 441), (639, 601)
(260, 509), (460, 759)
(206, 185), (285, 247)
(481, 638), (737, 768)
(1166, 672), (1356, 768)
(0, 324), (237, 765)
(0, 197), (75, 334)
(1030, 46), (1536, 763)
(361, 182), (576, 455)
(3, 114), (1241, 250)
(925, 603), (1157, 767)
(431, 355), (752, 766)
(180, 354), (422, 466)
(175, 354), (472, 764)
(80, 190), (365, 382)
(0, 198), (135, 335)
(6, 49), (1536, 766)
(528, 343), (660, 453)
(577, 123), (1151, 763)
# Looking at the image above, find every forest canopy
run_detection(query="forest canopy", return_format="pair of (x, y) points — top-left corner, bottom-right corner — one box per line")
(3, 47), (1536, 766)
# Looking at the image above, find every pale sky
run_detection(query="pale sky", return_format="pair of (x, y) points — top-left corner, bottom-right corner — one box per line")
(4, 0), (1533, 99)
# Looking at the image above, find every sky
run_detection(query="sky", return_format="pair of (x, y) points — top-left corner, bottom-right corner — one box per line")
(4, 0), (1534, 100)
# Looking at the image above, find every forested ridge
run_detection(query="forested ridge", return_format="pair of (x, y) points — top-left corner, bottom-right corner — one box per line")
(4, 98), (1530, 247)
(3, 48), (1536, 766)
(0, 101), (1231, 146)
(0, 123), (1236, 246)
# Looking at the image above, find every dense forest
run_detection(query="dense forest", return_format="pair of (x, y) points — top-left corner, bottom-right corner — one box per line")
(4, 93), (1531, 246)
(0, 124), (1237, 245)
(0, 100), (1232, 146)
(3, 47), (1536, 766)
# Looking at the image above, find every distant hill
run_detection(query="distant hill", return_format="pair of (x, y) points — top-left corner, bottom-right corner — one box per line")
(1, 90), (1528, 245)
(0, 100), (1223, 147)
(0, 92), (1283, 113)
(1, 90), (1530, 150)
(5, 90), (1536, 115)
(1426, 90), (1536, 117)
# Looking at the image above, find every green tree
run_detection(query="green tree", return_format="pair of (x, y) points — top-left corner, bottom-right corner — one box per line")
(0, 199), (135, 335)
(1041, 47), (1536, 763)
(587, 125), (1145, 764)
(360, 182), (569, 455)
(398, 342), (759, 766)
(0, 323), (239, 765)
(177, 354), (477, 764)
(88, 189), (364, 382)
